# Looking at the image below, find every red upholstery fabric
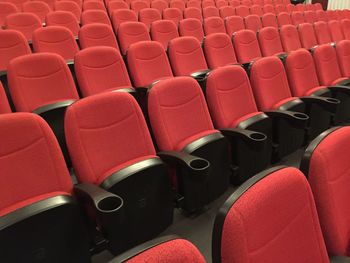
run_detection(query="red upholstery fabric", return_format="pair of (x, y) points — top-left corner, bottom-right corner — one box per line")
(0, 2), (18, 27)
(263, 4), (275, 14)
(250, 56), (293, 111)
(187, 0), (201, 9)
(241, 0), (252, 7)
(46, 11), (80, 36)
(118, 22), (150, 54)
(216, 0), (228, 8)
(258, 26), (284, 56)
(168, 36), (208, 76)
(179, 18), (204, 42)
(328, 20), (344, 43)
(314, 21), (332, 45)
(0, 82), (11, 114)
(131, 0), (150, 14)
(307, 126), (350, 256)
(0, 30), (31, 72)
(235, 5), (250, 18)
(326, 10), (337, 22)
(111, 9), (137, 32)
(151, 20), (179, 49)
(139, 8), (161, 28)
(230, 0), (240, 7)
(341, 19), (350, 40)
(148, 77), (217, 151)
(4, 13), (42, 41)
(219, 167), (329, 263)
(204, 17), (226, 35)
(225, 16), (245, 35)
(32, 26), (79, 60)
(336, 40), (350, 77)
(54, 1), (81, 22)
(0, 113), (72, 215)
(65, 92), (156, 185)
(202, 0), (215, 8)
(219, 6), (235, 18)
(250, 5), (263, 16)
(8, 53), (79, 112)
(291, 11), (305, 25)
(78, 24), (119, 50)
(170, 0), (185, 11)
(275, 4), (287, 14)
(163, 8), (183, 24)
(81, 10), (112, 26)
(313, 44), (345, 86)
(298, 23), (318, 49)
(206, 65), (260, 128)
(82, 1), (106, 12)
(280, 25), (302, 52)
(233, 29), (261, 64)
(203, 6), (220, 18)
(316, 10), (328, 22)
(151, 0), (168, 13)
(127, 41), (173, 87)
(108, 1), (129, 16)
(261, 12), (278, 28)
(75, 47), (131, 97)
(304, 10), (316, 24)
(203, 33), (237, 69)
(22, 1), (50, 23)
(183, 7), (202, 21)
(244, 14), (262, 32)
(6, 0), (28, 11)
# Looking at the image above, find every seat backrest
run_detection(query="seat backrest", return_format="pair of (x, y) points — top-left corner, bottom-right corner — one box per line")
(130, 0), (150, 14)
(0, 81), (11, 114)
(75, 46), (131, 96)
(111, 9), (138, 32)
(204, 17), (226, 35)
(46, 11), (80, 36)
(295, 3), (305, 12)
(7, 53), (79, 112)
(202, 0), (215, 8)
(230, 0), (240, 7)
(65, 92), (155, 185)
(249, 56), (292, 111)
(81, 10), (111, 26)
(203, 6), (220, 18)
(54, 1), (81, 22)
(187, 0), (201, 8)
(22, 1), (50, 23)
(127, 41), (173, 87)
(139, 8), (161, 29)
(244, 14), (262, 32)
(168, 36), (208, 76)
(206, 65), (258, 128)
(291, 11), (305, 25)
(336, 40), (350, 78)
(280, 25), (302, 52)
(233, 29), (261, 64)
(301, 126), (350, 257)
(0, 2), (18, 27)
(216, 0), (228, 8)
(179, 18), (204, 42)
(148, 77), (215, 151)
(151, 0), (168, 13)
(261, 12), (278, 28)
(304, 10), (316, 23)
(183, 7), (202, 20)
(32, 26), (79, 60)
(313, 44), (344, 86)
(225, 15), (245, 35)
(4, 0), (26, 11)
(219, 6), (235, 18)
(326, 10), (337, 22)
(298, 22), (318, 49)
(241, 0), (252, 6)
(286, 3), (295, 13)
(341, 19), (350, 40)
(163, 7), (183, 24)
(4, 12), (42, 41)
(316, 10), (327, 22)
(212, 166), (329, 263)
(314, 21), (332, 45)
(258, 26), (284, 56)
(151, 20), (179, 49)
(79, 23), (119, 50)
(277, 12), (291, 26)
(0, 112), (73, 214)
(118, 21), (151, 54)
(275, 4), (286, 14)
(263, 4), (275, 14)
(82, 1), (106, 12)
(169, 0), (186, 11)
(328, 20), (344, 43)
(235, 5), (250, 18)
(0, 29), (31, 72)
(203, 33), (237, 69)
(107, 0), (129, 16)
(249, 5), (263, 16)
(285, 48), (320, 97)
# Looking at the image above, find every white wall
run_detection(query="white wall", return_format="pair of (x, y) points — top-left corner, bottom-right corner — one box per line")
(304, 0), (350, 10)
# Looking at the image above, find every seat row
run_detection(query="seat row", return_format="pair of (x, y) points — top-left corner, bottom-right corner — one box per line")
(2, 93), (350, 262)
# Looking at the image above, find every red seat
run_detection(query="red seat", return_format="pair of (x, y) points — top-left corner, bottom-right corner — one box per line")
(203, 33), (237, 68)
(336, 40), (350, 78)
(170, 0), (185, 11)
(127, 41), (173, 87)
(0, 112), (90, 262)
(286, 3), (295, 13)
(179, 18), (204, 42)
(277, 12), (292, 26)
(139, 8), (161, 28)
(151, 20), (179, 49)
(241, 0), (251, 6)
(280, 25), (302, 52)
(204, 17), (226, 35)
(314, 21), (332, 45)
(82, 1), (106, 12)
(244, 14), (262, 32)
(151, 0), (168, 13)
(298, 22), (318, 49)
(4, 0), (26, 11)
(341, 19), (350, 40)
(316, 10), (327, 22)
(46, 11), (80, 36)
(326, 10), (337, 22)
(233, 29), (262, 64)
(219, 6), (235, 18)
(249, 5), (263, 16)
(22, 1), (51, 23)
(225, 15), (245, 35)
(163, 7), (183, 24)
(183, 7), (202, 20)
(203, 6), (220, 18)
(295, 3), (305, 12)
(275, 4), (286, 14)
(291, 11), (305, 25)
(328, 20), (344, 43)
(258, 26), (284, 56)
(81, 10), (112, 26)
(313, 3), (323, 11)
(148, 76), (230, 211)
(229, 0), (240, 7)
(212, 167), (329, 263)
(54, 1), (81, 22)
(130, 0), (150, 14)
(4, 13), (42, 41)
(216, 0), (228, 8)
(263, 4), (275, 14)
(202, 0), (215, 8)
(107, 1), (129, 17)
(78, 23), (119, 50)
(32, 26), (79, 60)
(117, 22), (150, 54)
(304, 10), (316, 23)
(111, 9), (137, 32)
(187, 0), (201, 8)
(261, 12), (278, 28)
(0, 81), (11, 113)
(235, 5), (250, 18)
(0, 30), (31, 72)
(0, 2), (18, 27)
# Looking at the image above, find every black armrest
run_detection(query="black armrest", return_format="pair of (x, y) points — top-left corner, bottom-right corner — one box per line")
(33, 99), (77, 115)
(136, 80), (161, 93)
(219, 127), (267, 147)
(335, 79), (350, 87)
(190, 69), (210, 80)
(328, 85), (350, 96)
(111, 87), (136, 94)
(265, 110), (309, 128)
(300, 96), (340, 113)
(330, 256), (350, 263)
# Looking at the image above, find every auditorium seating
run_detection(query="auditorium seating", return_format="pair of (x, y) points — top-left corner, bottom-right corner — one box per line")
(117, 22), (150, 54)
(22, 1), (50, 23)
(304, 10), (316, 23)
(130, 0), (149, 14)
(0, 81), (11, 113)
(54, 1), (81, 22)
(139, 8), (161, 28)
(81, 10), (112, 26)
(261, 12), (278, 28)
(277, 12), (292, 26)
(257, 26), (284, 56)
(163, 7), (183, 24)
(111, 9), (138, 32)
(233, 29), (262, 64)
(151, 0), (168, 13)
(82, 1), (106, 12)
(279, 24), (302, 52)
(79, 23), (119, 50)
(204, 17), (226, 35)
(336, 40), (350, 78)
(219, 6), (235, 18)
(179, 18), (205, 41)
(291, 11), (305, 25)
(250, 4), (263, 16)
(244, 14), (262, 32)
(328, 20), (345, 43)
(108, 1), (129, 17)
(151, 20), (179, 49)
(184, 7), (203, 20)
(314, 21), (333, 45)
(4, 12), (42, 41)
(225, 15), (245, 35)
(298, 22), (318, 49)
(203, 6), (220, 18)
(46, 11), (80, 36)
(0, 2), (18, 27)
(341, 19), (350, 40)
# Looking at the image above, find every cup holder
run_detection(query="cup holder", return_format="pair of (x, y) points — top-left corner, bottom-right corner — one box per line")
(189, 158), (210, 171)
(249, 132), (267, 141)
(97, 196), (123, 213)
(325, 98), (340, 104)
(293, 113), (308, 120)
